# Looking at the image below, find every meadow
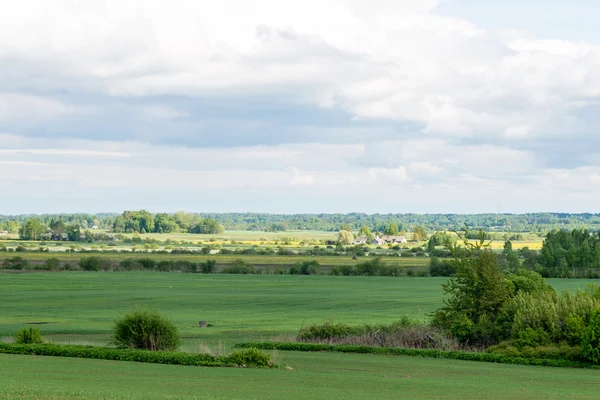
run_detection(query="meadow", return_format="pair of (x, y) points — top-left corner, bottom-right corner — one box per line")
(1, 351), (599, 400)
(1, 272), (597, 399)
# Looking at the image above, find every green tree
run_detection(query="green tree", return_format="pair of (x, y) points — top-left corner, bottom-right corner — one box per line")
(19, 219), (43, 240)
(338, 230), (354, 245)
(582, 309), (600, 364)
(502, 240), (520, 270)
(413, 226), (428, 242)
(341, 224), (353, 232)
(385, 222), (399, 236)
(358, 226), (374, 242)
(154, 213), (179, 233)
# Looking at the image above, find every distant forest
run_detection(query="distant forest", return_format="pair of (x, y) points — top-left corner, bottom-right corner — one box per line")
(2, 212), (600, 234)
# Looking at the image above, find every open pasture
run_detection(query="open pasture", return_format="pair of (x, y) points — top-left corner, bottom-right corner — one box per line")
(1, 347), (599, 399)
(0, 273), (594, 345)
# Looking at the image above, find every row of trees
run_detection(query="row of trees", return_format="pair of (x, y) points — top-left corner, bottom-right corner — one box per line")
(6, 212), (600, 233)
(112, 211), (224, 235)
(337, 223), (429, 245)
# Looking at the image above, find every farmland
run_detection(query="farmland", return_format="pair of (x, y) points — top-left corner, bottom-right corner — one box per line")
(2, 351), (599, 400)
(1, 272), (599, 399)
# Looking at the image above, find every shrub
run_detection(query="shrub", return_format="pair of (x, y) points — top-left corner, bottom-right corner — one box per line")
(289, 260), (319, 275)
(79, 256), (102, 271)
(200, 260), (216, 274)
(2, 256), (28, 270)
(43, 257), (61, 271)
(222, 259), (258, 274)
(225, 348), (272, 367)
(15, 327), (43, 344)
(299, 322), (359, 341)
(113, 307), (181, 351)
(582, 309), (600, 364)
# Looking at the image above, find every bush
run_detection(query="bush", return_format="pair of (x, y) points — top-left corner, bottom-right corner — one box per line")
(79, 256), (102, 271)
(582, 309), (600, 364)
(222, 259), (258, 274)
(200, 260), (216, 274)
(2, 256), (28, 270)
(113, 307), (181, 351)
(428, 257), (456, 277)
(299, 322), (359, 341)
(15, 327), (44, 344)
(225, 348), (272, 367)
(289, 260), (319, 275)
(43, 258), (61, 271)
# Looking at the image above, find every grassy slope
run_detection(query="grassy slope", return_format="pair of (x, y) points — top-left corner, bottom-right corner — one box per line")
(1, 351), (598, 400)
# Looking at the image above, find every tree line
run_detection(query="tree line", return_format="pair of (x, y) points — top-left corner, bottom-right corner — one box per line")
(5, 212), (600, 234)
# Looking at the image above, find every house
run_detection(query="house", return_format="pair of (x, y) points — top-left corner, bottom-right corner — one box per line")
(354, 236), (368, 245)
(386, 236), (407, 244)
(372, 236), (386, 246)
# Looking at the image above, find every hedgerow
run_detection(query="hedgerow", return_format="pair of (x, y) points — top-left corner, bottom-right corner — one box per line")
(0, 343), (272, 368)
(234, 342), (600, 369)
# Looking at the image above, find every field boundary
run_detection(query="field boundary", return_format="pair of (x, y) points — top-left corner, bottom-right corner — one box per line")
(0, 343), (271, 368)
(234, 342), (599, 369)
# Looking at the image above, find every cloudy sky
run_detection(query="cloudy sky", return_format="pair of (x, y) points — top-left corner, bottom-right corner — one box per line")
(1, 0), (600, 214)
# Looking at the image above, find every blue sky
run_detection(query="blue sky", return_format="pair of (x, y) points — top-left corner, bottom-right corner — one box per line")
(1, 0), (600, 214)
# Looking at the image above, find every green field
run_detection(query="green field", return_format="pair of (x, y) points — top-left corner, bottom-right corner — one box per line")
(1, 350), (599, 399)
(1, 273), (598, 399)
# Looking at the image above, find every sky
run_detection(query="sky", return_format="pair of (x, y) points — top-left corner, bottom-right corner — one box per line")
(1, 0), (600, 215)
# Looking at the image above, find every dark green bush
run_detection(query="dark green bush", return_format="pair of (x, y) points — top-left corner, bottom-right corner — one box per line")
(200, 260), (216, 274)
(222, 259), (258, 274)
(15, 327), (43, 344)
(43, 257), (61, 271)
(299, 322), (359, 341)
(2, 256), (28, 270)
(289, 260), (319, 275)
(225, 348), (272, 367)
(113, 307), (181, 351)
(79, 256), (103, 271)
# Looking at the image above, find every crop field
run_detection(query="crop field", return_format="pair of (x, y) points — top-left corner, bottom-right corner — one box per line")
(1, 351), (599, 400)
(1, 272), (597, 399)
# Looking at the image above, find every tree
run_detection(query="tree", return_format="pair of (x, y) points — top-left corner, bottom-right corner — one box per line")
(19, 219), (43, 240)
(154, 213), (179, 233)
(338, 230), (354, 245)
(341, 224), (353, 232)
(432, 233), (509, 345)
(582, 309), (600, 364)
(385, 222), (399, 236)
(358, 226), (374, 241)
(413, 226), (428, 242)
(66, 224), (82, 242)
(270, 222), (288, 232)
(190, 218), (224, 234)
(502, 240), (520, 270)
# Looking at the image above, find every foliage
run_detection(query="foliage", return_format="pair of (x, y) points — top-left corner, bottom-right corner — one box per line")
(412, 226), (428, 242)
(19, 219), (44, 240)
(582, 308), (600, 364)
(2, 256), (29, 270)
(428, 257), (456, 277)
(289, 260), (320, 275)
(113, 307), (181, 351)
(337, 230), (354, 245)
(0, 343), (272, 368)
(224, 348), (272, 367)
(221, 259), (259, 274)
(384, 222), (399, 236)
(538, 229), (600, 277)
(235, 342), (599, 369)
(14, 327), (43, 344)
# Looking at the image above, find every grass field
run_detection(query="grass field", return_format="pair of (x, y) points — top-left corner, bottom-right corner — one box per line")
(1, 272), (596, 399)
(1, 350), (599, 399)
(0, 273), (594, 345)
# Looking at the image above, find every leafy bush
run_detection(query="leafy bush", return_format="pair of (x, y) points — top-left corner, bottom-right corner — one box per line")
(0, 343), (269, 368)
(200, 260), (216, 274)
(2, 256), (28, 270)
(15, 327), (43, 344)
(299, 322), (358, 341)
(43, 257), (61, 271)
(289, 260), (319, 275)
(221, 259), (259, 274)
(113, 307), (181, 351)
(582, 309), (600, 364)
(225, 348), (272, 367)
(428, 257), (456, 277)
(79, 256), (103, 271)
